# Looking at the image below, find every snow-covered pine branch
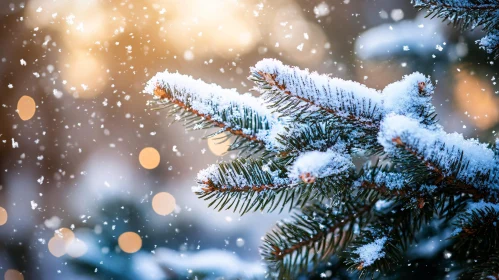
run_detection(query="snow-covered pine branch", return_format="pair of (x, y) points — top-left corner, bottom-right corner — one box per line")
(194, 151), (355, 214)
(453, 201), (499, 248)
(379, 114), (498, 200)
(250, 59), (384, 128)
(144, 71), (287, 152)
(144, 58), (499, 278)
(251, 59), (437, 127)
(262, 201), (375, 278)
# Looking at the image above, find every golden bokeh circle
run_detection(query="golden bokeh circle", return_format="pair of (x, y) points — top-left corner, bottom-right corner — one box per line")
(139, 147), (160, 169)
(48, 236), (66, 257)
(17, 96), (36, 121)
(118, 232), (142, 253)
(152, 192), (176, 216)
(55, 227), (75, 245)
(0, 207), (8, 226)
(4, 269), (23, 280)
(207, 137), (231, 156)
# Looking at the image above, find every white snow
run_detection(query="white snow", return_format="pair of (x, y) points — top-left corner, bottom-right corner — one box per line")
(371, 171), (409, 190)
(144, 70), (286, 151)
(353, 237), (387, 267)
(313, 2), (330, 18)
(195, 160), (290, 193)
(288, 150), (353, 182)
(382, 72), (435, 124)
(251, 58), (438, 126)
(379, 114), (497, 189)
(466, 201), (499, 213)
(251, 58), (384, 122)
(146, 60), (498, 193)
(11, 138), (19, 148)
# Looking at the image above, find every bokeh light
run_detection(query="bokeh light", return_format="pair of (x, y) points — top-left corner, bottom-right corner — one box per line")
(118, 232), (142, 253)
(139, 147), (161, 169)
(207, 136), (231, 156)
(267, 2), (328, 66)
(48, 236), (66, 257)
(4, 269), (23, 280)
(454, 71), (499, 130)
(55, 227), (76, 245)
(0, 207), (8, 226)
(60, 50), (107, 99)
(152, 192), (176, 216)
(48, 228), (84, 258)
(157, 0), (260, 58)
(17, 96), (36, 121)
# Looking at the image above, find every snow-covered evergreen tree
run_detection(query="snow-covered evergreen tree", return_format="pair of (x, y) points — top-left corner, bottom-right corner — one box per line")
(143, 2), (499, 279)
(144, 58), (498, 278)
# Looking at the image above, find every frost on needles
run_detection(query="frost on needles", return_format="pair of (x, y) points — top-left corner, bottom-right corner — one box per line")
(144, 59), (499, 278)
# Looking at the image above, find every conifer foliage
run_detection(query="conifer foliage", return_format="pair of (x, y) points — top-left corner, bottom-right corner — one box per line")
(413, 0), (499, 59)
(144, 57), (499, 278)
(143, 4), (499, 277)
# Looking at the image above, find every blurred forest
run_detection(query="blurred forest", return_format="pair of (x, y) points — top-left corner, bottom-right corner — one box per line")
(0, 0), (497, 279)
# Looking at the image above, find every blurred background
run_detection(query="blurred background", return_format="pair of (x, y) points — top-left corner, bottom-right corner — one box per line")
(0, 0), (497, 279)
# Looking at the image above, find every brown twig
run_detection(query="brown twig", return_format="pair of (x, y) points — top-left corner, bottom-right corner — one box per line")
(421, 1), (499, 11)
(200, 180), (289, 193)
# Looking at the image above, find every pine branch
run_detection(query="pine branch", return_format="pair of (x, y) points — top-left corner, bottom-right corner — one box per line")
(379, 114), (498, 202)
(144, 71), (284, 154)
(345, 227), (402, 278)
(275, 120), (380, 156)
(414, 0), (499, 29)
(194, 156), (354, 214)
(153, 87), (262, 142)
(144, 59), (499, 279)
(250, 61), (439, 152)
(347, 194), (467, 277)
(262, 200), (376, 278)
(249, 59), (384, 128)
(470, 254), (499, 280)
(453, 203), (499, 254)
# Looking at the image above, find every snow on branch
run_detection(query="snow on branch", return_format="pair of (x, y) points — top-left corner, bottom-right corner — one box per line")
(250, 59), (384, 127)
(194, 154), (356, 213)
(452, 200), (499, 253)
(144, 70), (286, 151)
(355, 169), (412, 198)
(288, 149), (354, 183)
(144, 58), (499, 278)
(382, 72), (437, 127)
(251, 59), (438, 129)
(262, 201), (375, 277)
(479, 34), (499, 57)
(352, 237), (388, 268)
(195, 159), (290, 194)
(379, 114), (498, 193)
(194, 159), (300, 214)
